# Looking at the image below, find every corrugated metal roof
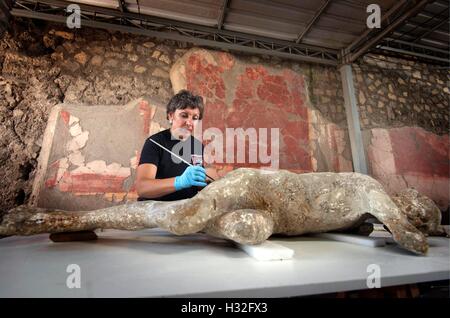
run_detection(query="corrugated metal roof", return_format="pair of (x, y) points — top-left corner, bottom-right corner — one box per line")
(69, 0), (398, 49)
(392, 1), (449, 50)
(7, 0), (450, 64)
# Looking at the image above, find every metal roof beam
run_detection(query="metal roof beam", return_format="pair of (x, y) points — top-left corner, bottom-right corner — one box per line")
(238, 0), (317, 16)
(118, 0), (125, 12)
(419, 37), (450, 48)
(405, 22), (450, 37)
(377, 36), (449, 64)
(393, 6), (448, 42)
(13, 0), (337, 54)
(217, 0), (228, 30)
(377, 45), (449, 63)
(295, 0), (331, 44)
(384, 37), (449, 54)
(433, 0), (449, 8)
(10, 6), (339, 65)
(392, 31), (450, 48)
(342, 0), (433, 64)
(412, 17), (449, 43)
(343, 0), (409, 54)
(418, 11), (450, 22)
(0, 0), (12, 35)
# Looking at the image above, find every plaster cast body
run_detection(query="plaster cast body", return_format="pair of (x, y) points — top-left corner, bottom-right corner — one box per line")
(0, 168), (428, 254)
(392, 188), (447, 237)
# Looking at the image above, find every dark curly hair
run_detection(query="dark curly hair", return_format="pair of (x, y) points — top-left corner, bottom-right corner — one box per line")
(166, 90), (204, 120)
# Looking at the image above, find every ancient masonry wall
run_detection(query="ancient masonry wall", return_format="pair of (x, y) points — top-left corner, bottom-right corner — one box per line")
(0, 20), (179, 213)
(354, 55), (449, 209)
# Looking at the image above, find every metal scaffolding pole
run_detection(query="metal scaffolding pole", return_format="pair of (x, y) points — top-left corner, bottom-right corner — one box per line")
(339, 64), (368, 174)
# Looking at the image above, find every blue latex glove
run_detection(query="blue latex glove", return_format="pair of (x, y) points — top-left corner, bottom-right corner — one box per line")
(174, 165), (207, 190)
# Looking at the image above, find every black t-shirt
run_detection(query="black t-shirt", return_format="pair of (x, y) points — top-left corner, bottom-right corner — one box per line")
(138, 129), (204, 201)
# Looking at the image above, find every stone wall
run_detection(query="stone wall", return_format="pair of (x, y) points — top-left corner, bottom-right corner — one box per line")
(0, 19), (185, 214)
(354, 54), (449, 134)
(354, 54), (449, 210)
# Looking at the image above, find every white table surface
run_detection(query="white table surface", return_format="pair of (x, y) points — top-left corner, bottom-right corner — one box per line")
(0, 229), (448, 297)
